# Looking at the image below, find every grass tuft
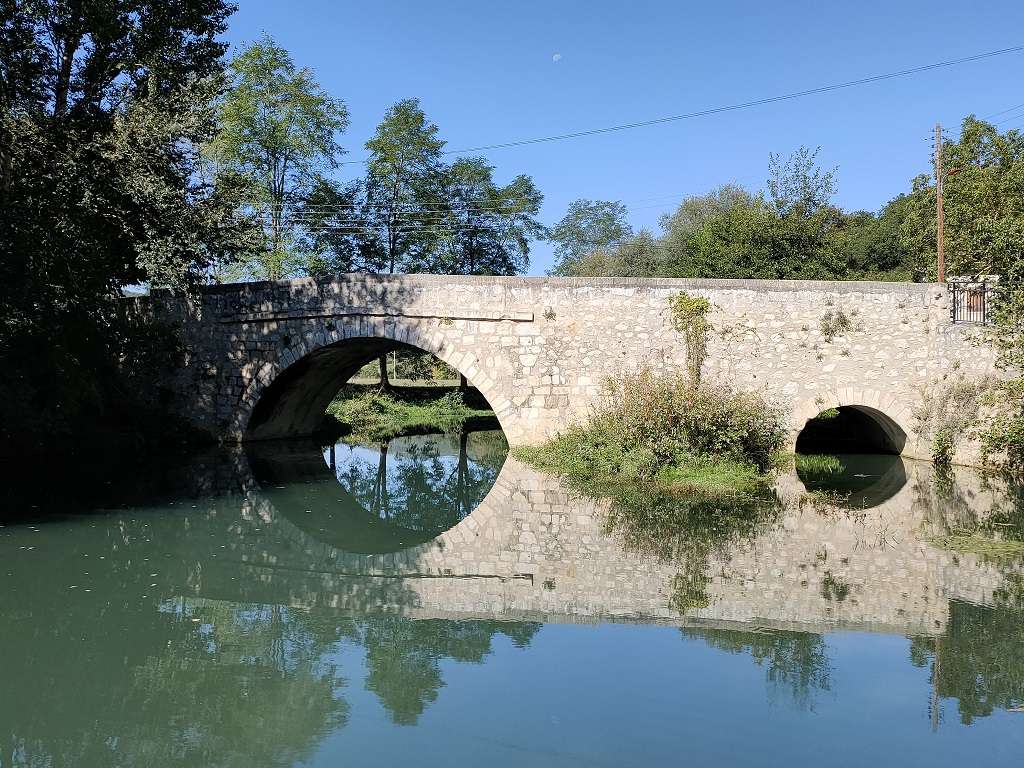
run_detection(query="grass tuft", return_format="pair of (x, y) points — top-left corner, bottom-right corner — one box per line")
(322, 386), (493, 441)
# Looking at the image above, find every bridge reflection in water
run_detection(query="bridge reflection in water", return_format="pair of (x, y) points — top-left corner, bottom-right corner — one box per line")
(2, 441), (1023, 766)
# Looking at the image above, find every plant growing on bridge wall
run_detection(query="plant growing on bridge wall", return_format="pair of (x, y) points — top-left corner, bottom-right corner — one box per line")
(669, 292), (712, 384)
(819, 309), (852, 343)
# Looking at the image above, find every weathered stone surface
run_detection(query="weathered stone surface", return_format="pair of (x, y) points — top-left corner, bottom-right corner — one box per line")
(147, 274), (996, 457)
(194, 452), (1022, 638)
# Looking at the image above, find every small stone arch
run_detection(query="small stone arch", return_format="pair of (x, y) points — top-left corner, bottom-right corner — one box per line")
(229, 317), (520, 443)
(791, 388), (917, 456)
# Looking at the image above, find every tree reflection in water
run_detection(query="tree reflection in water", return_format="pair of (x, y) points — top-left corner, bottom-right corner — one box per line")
(681, 627), (832, 711)
(354, 618), (540, 725)
(5, 440), (1024, 765)
(0, 595), (348, 767)
(327, 429), (508, 536)
(0, 587), (541, 765)
(910, 577), (1024, 726)
(599, 483), (781, 613)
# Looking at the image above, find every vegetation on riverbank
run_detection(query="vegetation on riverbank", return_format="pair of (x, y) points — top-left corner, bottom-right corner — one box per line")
(321, 386), (495, 441)
(515, 369), (786, 497)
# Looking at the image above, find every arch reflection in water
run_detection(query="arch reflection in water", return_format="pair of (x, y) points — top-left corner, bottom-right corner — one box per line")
(245, 429), (508, 554)
(795, 453), (908, 508)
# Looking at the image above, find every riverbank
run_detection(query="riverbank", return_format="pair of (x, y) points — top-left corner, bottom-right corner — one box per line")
(514, 370), (787, 500)
(320, 384), (497, 441)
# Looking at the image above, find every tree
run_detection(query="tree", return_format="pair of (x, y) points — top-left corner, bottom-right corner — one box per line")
(430, 156), (545, 275)
(663, 148), (847, 280)
(659, 184), (754, 264)
(549, 199), (633, 275)
(206, 34), (349, 280)
(294, 177), (363, 278)
(0, 0), (245, 455)
(767, 145), (837, 216)
(932, 117), (1024, 470)
(555, 229), (665, 277)
(361, 98), (445, 275)
(840, 197), (916, 279)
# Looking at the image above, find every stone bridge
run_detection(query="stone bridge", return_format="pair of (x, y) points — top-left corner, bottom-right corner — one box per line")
(153, 274), (995, 459)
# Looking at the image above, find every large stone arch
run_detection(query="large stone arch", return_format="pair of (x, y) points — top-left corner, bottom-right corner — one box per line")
(228, 318), (520, 442)
(790, 387), (920, 457)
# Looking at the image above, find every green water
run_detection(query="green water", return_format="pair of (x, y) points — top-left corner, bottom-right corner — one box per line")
(1, 438), (1023, 767)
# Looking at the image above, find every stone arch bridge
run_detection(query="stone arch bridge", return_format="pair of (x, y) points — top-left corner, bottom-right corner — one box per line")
(151, 274), (995, 459)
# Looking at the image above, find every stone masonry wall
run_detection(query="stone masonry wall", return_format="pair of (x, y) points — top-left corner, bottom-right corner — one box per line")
(153, 274), (997, 457)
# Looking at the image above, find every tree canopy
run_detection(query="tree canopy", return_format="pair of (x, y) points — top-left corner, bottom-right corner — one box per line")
(206, 34), (349, 280)
(0, 0), (244, 454)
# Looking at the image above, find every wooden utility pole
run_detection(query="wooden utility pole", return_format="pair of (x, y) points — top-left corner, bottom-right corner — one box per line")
(935, 123), (946, 283)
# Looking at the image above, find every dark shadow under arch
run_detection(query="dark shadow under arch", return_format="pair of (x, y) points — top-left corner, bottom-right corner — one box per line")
(796, 405), (907, 456)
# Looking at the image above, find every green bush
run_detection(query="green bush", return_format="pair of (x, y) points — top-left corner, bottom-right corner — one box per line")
(978, 379), (1024, 475)
(323, 388), (491, 441)
(516, 368), (786, 492)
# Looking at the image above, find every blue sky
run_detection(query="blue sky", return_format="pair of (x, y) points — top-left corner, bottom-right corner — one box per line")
(223, 0), (1024, 274)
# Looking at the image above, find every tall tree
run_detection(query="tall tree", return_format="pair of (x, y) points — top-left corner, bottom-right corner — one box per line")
(548, 199), (633, 275)
(207, 34), (349, 280)
(430, 156), (545, 275)
(361, 98), (445, 275)
(0, 0), (243, 455)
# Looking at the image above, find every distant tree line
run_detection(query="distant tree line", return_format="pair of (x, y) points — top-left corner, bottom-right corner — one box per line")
(548, 125), (1024, 285)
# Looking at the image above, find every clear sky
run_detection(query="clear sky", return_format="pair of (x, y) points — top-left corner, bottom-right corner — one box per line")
(223, 0), (1024, 275)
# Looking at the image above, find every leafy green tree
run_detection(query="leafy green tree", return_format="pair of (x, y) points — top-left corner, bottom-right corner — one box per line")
(206, 34), (349, 280)
(936, 117), (1024, 280)
(893, 117), (1024, 469)
(767, 145), (837, 216)
(549, 199), (633, 275)
(840, 197), (917, 280)
(0, 0), (245, 455)
(430, 156), (545, 275)
(659, 184), (754, 270)
(361, 98), (446, 275)
(555, 229), (665, 277)
(663, 148), (847, 280)
(294, 176), (363, 278)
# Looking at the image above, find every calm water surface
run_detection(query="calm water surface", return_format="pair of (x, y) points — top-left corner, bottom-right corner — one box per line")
(2, 434), (1023, 767)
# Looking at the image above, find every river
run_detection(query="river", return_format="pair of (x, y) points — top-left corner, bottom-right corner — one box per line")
(1, 433), (1022, 767)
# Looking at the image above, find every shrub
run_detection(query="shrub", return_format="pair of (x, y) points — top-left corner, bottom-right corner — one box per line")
(322, 388), (488, 440)
(516, 368), (786, 488)
(978, 379), (1024, 475)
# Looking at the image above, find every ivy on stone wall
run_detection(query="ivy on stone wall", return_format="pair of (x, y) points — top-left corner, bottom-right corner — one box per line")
(669, 292), (712, 384)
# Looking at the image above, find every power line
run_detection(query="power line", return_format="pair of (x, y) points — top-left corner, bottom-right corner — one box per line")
(337, 44), (1024, 166)
(983, 100), (1024, 120)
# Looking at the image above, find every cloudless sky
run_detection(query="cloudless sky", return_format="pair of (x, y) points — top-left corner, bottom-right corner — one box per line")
(223, 0), (1024, 274)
